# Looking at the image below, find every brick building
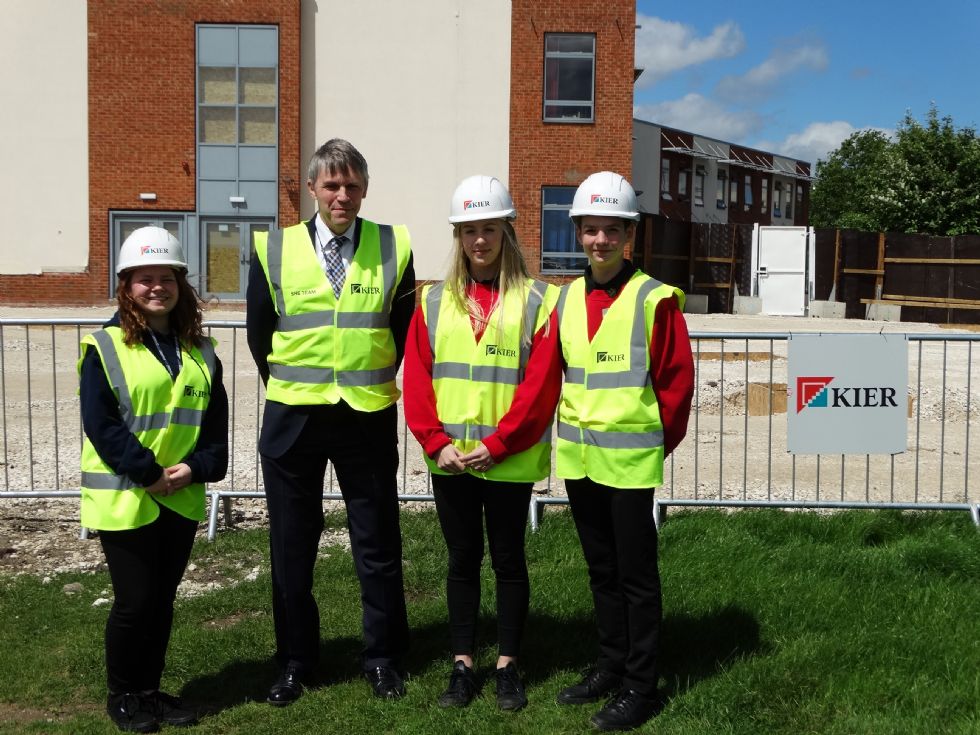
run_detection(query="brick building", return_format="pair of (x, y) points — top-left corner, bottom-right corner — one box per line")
(1, 0), (636, 306)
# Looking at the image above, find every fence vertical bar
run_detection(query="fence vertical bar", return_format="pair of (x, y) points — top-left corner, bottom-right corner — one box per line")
(693, 340), (700, 499)
(742, 337), (749, 500)
(51, 325), (60, 490)
(965, 341), (972, 503)
(839, 454), (845, 501)
(224, 326), (234, 528)
(914, 340), (923, 503)
(718, 338), (724, 500)
(1, 324), (8, 490)
(938, 341), (947, 501)
(767, 338), (774, 500)
(26, 325), (35, 489)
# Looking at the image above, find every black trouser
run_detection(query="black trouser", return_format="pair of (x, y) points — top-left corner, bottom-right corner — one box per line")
(261, 401), (409, 672)
(99, 501), (198, 694)
(431, 472), (532, 658)
(565, 478), (662, 696)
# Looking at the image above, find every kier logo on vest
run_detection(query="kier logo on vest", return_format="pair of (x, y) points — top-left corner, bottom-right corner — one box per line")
(486, 345), (516, 357)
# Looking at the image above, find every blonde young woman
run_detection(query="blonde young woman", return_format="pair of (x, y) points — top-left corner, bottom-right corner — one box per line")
(404, 176), (561, 710)
(79, 227), (228, 733)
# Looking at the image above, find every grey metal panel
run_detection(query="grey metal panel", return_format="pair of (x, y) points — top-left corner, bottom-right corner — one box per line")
(239, 27), (278, 67)
(199, 146), (238, 180)
(239, 146), (277, 180)
(198, 26), (237, 65)
(239, 180), (277, 214)
(199, 180), (237, 214)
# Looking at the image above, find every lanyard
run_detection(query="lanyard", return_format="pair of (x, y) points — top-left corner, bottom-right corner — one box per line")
(149, 330), (182, 379)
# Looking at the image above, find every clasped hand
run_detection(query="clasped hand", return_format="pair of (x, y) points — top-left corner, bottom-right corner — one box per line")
(435, 443), (495, 474)
(145, 463), (193, 496)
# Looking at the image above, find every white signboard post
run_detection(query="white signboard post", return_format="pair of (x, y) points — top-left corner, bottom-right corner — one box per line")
(787, 334), (908, 454)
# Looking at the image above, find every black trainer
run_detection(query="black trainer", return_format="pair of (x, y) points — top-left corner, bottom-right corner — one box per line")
(106, 692), (159, 733)
(144, 691), (197, 727)
(590, 689), (658, 732)
(494, 662), (528, 711)
(556, 668), (622, 705)
(437, 660), (478, 708)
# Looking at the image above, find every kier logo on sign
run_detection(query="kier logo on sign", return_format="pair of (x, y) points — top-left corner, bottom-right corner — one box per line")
(796, 376), (834, 413)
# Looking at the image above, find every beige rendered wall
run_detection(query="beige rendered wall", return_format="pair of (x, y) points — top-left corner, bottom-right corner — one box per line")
(0, 1), (88, 274)
(301, 0), (511, 281)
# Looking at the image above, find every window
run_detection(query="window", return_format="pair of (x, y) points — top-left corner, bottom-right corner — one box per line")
(543, 34), (595, 122)
(197, 25), (279, 217)
(716, 170), (727, 209)
(678, 168), (689, 198)
(660, 159), (671, 200)
(743, 174), (753, 211)
(694, 167), (705, 207)
(761, 178), (768, 214)
(541, 187), (585, 274)
(785, 183), (794, 219)
(773, 182), (782, 218)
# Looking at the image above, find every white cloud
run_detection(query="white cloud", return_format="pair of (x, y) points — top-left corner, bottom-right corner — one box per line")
(715, 43), (829, 104)
(634, 15), (745, 88)
(634, 93), (763, 141)
(754, 121), (894, 164)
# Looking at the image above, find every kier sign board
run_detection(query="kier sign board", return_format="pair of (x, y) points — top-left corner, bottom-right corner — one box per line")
(787, 334), (908, 455)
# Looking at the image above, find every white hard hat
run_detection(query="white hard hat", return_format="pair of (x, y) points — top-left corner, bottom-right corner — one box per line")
(116, 226), (187, 275)
(449, 175), (517, 224)
(569, 171), (640, 221)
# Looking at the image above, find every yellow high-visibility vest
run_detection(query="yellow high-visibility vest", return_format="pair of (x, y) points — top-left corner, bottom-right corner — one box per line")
(254, 220), (411, 411)
(78, 328), (216, 530)
(556, 272), (685, 489)
(422, 278), (558, 482)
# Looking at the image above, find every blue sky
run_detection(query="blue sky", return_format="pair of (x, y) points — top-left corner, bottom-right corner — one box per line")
(633, 0), (980, 166)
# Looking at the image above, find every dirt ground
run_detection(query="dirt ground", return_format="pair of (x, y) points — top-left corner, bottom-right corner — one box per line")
(1, 305), (977, 584)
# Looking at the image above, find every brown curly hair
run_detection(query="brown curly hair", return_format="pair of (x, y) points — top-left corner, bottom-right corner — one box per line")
(116, 268), (205, 348)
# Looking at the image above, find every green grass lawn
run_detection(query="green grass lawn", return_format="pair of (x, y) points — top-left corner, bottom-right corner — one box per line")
(0, 508), (977, 734)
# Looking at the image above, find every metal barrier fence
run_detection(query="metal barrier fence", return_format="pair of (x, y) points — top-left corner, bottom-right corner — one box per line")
(1, 318), (977, 538)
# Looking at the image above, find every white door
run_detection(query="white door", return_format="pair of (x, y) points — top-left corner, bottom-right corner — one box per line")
(753, 226), (810, 316)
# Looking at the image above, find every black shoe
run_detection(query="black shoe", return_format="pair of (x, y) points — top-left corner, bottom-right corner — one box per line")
(437, 660), (478, 708)
(267, 663), (305, 707)
(557, 668), (623, 705)
(106, 692), (159, 733)
(494, 662), (528, 711)
(144, 691), (197, 727)
(590, 689), (658, 732)
(364, 666), (405, 699)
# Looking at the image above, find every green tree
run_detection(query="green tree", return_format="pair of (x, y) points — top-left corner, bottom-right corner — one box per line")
(811, 106), (980, 235)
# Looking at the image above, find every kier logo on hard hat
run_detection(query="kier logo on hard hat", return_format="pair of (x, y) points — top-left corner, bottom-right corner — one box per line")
(139, 246), (169, 255)
(591, 195), (619, 205)
(463, 199), (491, 210)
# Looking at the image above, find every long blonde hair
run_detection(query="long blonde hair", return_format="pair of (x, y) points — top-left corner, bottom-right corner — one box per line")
(443, 219), (546, 347)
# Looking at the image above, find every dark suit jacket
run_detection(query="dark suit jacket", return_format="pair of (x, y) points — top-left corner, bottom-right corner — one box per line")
(246, 216), (416, 457)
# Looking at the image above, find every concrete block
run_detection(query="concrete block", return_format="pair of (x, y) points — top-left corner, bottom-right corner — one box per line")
(683, 294), (709, 314)
(747, 382), (788, 415)
(733, 296), (762, 315)
(808, 300), (846, 319)
(866, 303), (902, 322)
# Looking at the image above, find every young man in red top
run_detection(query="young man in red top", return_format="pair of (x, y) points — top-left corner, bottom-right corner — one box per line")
(553, 171), (695, 732)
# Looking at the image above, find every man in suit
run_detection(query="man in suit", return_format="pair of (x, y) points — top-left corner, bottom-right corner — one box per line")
(247, 138), (415, 705)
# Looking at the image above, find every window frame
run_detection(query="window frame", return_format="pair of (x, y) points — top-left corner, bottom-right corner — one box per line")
(542, 33), (596, 123)
(540, 186), (586, 275)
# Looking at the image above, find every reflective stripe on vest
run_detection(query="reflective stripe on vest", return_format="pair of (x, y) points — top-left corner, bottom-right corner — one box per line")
(79, 328), (214, 529)
(422, 278), (557, 482)
(257, 220), (410, 410)
(556, 273), (683, 489)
